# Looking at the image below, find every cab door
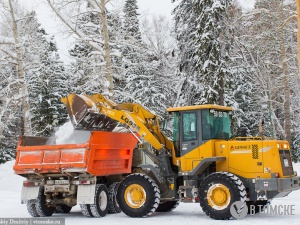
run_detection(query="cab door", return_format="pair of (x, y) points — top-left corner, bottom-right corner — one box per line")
(180, 111), (200, 158)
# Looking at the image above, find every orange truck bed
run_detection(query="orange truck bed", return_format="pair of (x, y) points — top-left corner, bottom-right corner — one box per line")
(14, 131), (138, 176)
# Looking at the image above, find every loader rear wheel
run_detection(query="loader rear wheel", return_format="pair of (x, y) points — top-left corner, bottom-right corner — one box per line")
(108, 182), (121, 214)
(117, 173), (160, 217)
(35, 187), (55, 217)
(90, 184), (109, 217)
(80, 204), (93, 217)
(27, 200), (39, 217)
(199, 172), (246, 220)
(156, 200), (179, 212)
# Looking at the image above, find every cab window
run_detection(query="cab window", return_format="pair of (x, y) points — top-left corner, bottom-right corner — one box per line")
(182, 112), (197, 141)
(202, 109), (231, 140)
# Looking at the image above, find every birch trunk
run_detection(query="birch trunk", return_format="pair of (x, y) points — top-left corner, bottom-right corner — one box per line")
(8, 0), (31, 135)
(100, 0), (114, 98)
(280, 31), (292, 145)
(47, 0), (114, 98)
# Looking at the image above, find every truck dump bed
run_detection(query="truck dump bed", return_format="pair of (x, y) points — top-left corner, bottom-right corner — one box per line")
(14, 131), (138, 176)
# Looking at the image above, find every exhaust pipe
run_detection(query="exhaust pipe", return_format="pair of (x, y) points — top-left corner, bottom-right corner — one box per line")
(259, 120), (264, 140)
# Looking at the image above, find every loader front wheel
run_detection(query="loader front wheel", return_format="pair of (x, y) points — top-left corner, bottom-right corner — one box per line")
(117, 174), (160, 217)
(199, 172), (246, 220)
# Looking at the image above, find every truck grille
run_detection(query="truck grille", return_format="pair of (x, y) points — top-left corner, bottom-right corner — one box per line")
(279, 150), (294, 176)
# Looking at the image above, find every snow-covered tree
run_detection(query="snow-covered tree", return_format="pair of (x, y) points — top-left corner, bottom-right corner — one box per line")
(138, 16), (178, 115)
(0, 8), (69, 162)
(0, 0), (31, 135)
(235, 0), (300, 160)
(0, 0), (33, 162)
(119, 1), (176, 116)
(27, 22), (69, 136)
(173, 0), (200, 106)
(47, 0), (116, 97)
(194, 0), (233, 105)
(68, 5), (123, 95)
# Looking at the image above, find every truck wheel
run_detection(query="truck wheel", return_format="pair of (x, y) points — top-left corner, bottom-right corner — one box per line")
(35, 187), (55, 217)
(80, 204), (93, 217)
(27, 200), (39, 217)
(199, 172), (246, 220)
(117, 173), (160, 217)
(90, 184), (109, 217)
(156, 201), (179, 212)
(55, 205), (72, 213)
(108, 182), (121, 214)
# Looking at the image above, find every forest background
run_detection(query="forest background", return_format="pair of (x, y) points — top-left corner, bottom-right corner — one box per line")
(0, 0), (299, 163)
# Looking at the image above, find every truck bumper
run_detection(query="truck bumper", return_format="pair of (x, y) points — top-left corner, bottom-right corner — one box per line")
(255, 176), (300, 199)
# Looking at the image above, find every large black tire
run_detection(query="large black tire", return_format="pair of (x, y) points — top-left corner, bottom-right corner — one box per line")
(108, 182), (121, 214)
(117, 173), (160, 217)
(55, 205), (72, 213)
(27, 200), (39, 217)
(35, 187), (55, 217)
(80, 204), (93, 217)
(156, 201), (179, 212)
(199, 172), (246, 220)
(90, 184), (109, 217)
(247, 200), (270, 214)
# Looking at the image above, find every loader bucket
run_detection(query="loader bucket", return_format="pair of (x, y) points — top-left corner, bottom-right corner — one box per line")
(61, 94), (118, 131)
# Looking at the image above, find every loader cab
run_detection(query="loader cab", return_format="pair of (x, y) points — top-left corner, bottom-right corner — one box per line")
(166, 105), (232, 157)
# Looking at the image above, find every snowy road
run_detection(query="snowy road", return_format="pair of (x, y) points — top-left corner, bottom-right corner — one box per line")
(1, 161), (300, 225)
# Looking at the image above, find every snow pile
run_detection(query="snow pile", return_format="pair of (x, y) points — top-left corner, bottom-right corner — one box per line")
(55, 121), (91, 144)
(55, 121), (75, 144)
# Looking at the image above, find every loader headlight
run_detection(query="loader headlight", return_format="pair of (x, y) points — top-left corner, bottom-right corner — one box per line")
(283, 144), (288, 149)
(277, 144), (280, 149)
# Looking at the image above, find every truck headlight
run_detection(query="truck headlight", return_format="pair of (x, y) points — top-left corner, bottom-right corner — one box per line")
(283, 144), (288, 149)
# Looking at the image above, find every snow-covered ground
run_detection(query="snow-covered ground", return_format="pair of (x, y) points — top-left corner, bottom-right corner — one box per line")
(1, 161), (300, 225)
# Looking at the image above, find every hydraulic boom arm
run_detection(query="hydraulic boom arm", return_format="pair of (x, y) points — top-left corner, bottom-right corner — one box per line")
(61, 93), (173, 152)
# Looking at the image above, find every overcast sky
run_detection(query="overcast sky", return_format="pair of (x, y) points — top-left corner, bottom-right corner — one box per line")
(20, 0), (256, 62)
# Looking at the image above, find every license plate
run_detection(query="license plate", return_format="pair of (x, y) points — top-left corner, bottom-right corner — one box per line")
(55, 180), (69, 184)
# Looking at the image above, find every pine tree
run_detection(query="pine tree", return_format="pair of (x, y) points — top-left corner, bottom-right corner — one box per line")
(69, 6), (123, 95)
(23, 12), (69, 136)
(121, 0), (172, 115)
(173, 0), (200, 106)
(194, 0), (233, 105)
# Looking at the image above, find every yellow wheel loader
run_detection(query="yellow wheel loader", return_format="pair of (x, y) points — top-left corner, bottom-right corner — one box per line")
(61, 93), (300, 219)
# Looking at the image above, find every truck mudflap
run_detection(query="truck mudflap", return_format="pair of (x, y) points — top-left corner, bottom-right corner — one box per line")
(255, 177), (300, 198)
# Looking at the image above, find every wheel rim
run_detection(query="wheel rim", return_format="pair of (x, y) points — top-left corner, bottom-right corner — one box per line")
(124, 184), (146, 208)
(99, 190), (108, 211)
(207, 184), (231, 210)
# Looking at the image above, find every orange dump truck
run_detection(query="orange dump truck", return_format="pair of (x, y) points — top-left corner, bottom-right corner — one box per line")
(14, 131), (138, 217)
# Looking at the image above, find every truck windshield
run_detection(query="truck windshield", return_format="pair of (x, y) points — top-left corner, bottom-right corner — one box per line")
(202, 109), (231, 140)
